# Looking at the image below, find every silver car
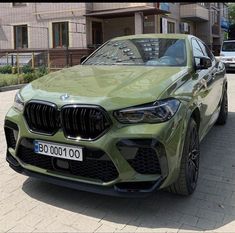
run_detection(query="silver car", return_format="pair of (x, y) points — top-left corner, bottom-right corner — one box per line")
(220, 40), (235, 70)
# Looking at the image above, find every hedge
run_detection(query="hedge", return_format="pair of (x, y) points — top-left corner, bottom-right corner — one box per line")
(0, 65), (49, 87)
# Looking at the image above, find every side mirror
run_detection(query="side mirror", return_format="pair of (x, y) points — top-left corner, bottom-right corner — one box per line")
(80, 55), (88, 64)
(195, 56), (212, 70)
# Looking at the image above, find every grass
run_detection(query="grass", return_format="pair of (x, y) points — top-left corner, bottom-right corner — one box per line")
(0, 74), (19, 87)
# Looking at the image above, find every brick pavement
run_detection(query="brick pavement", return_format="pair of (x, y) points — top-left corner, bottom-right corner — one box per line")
(1, 73), (235, 232)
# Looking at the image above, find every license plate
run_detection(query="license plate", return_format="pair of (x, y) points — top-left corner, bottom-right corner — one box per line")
(229, 64), (235, 67)
(34, 140), (83, 161)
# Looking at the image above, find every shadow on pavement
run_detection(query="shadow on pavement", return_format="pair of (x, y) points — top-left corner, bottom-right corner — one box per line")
(22, 112), (235, 231)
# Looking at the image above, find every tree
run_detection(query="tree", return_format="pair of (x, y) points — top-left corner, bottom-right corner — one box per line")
(228, 3), (235, 24)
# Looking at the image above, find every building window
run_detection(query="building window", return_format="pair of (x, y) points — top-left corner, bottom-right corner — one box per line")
(167, 22), (175, 33)
(52, 22), (69, 48)
(12, 3), (27, 7)
(188, 25), (191, 34)
(211, 9), (219, 25)
(92, 21), (103, 46)
(14, 25), (28, 49)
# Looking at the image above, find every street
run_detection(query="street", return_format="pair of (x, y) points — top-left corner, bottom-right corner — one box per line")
(1, 73), (235, 232)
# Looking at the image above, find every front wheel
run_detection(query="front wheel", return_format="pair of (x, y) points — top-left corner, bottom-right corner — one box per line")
(168, 118), (200, 196)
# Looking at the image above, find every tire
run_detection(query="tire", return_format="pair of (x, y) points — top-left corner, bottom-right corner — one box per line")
(168, 118), (200, 196)
(216, 89), (228, 125)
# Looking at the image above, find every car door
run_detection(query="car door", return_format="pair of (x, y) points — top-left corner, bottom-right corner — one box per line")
(191, 38), (218, 137)
(197, 39), (224, 117)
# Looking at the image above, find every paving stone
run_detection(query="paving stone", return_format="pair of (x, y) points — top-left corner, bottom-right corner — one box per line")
(196, 208), (224, 223)
(1, 75), (235, 232)
(179, 214), (199, 227)
(196, 218), (217, 230)
(178, 224), (204, 232)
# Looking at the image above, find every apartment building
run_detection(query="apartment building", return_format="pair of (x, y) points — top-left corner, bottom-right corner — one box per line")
(0, 2), (89, 67)
(0, 2), (229, 67)
(180, 2), (229, 54)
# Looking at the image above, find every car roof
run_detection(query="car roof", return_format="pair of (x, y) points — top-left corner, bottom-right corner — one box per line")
(223, 40), (235, 43)
(111, 33), (191, 41)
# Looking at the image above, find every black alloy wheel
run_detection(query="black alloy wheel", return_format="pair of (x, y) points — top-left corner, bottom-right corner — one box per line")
(186, 123), (200, 193)
(168, 118), (200, 195)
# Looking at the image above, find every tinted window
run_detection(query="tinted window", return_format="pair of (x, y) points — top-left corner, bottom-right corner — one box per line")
(84, 38), (187, 67)
(192, 39), (204, 57)
(197, 39), (214, 61)
(222, 42), (235, 51)
(197, 40), (207, 56)
(192, 39), (204, 66)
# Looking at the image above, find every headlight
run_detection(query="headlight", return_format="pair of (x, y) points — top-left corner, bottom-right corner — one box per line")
(114, 98), (180, 124)
(13, 92), (24, 112)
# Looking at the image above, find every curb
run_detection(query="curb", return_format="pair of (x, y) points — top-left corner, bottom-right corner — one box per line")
(0, 84), (26, 92)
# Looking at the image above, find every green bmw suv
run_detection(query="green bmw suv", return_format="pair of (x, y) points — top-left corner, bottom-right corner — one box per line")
(4, 34), (227, 196)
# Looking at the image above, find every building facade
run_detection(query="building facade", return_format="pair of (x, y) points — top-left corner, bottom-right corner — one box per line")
(0, 2), (229, 67)
(179, 2), (229, 54)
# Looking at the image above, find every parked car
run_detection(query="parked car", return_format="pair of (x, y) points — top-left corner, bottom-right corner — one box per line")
(220, 40), (235, 70)
(4, 34), (227, 197)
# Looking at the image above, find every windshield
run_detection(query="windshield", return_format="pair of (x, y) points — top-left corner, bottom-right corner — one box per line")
(83, 38), (187, 67)
(222, 42), (235, 52)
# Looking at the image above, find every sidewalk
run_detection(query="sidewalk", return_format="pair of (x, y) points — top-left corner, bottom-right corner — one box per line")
(1, 73), (235, 232)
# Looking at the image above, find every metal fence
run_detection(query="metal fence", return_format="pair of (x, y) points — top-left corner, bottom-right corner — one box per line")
(0, 51), (50, 73)
(0, 49), (95, 74)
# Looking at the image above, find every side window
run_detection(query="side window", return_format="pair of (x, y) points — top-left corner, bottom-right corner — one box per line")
(197, 40), (215, 61)
(205, 44), (215, 61)
(192, 39), (204, 66)
(197, 40), (207, 56)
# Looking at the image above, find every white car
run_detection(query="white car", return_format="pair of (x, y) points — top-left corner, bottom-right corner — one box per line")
(220, 40), (235, 70)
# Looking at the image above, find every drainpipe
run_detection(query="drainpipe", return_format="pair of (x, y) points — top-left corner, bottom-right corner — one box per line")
(66, 22), (69, 67)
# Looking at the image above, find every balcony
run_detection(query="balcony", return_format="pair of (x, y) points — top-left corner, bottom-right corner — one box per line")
(180, 3), (209, 22)
(86, 3), (170, 19)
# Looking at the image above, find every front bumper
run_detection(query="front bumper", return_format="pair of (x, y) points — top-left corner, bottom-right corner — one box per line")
(6, 151), (163, 197)
(4, 103), (187, 196)
(221, 61), (235, 69)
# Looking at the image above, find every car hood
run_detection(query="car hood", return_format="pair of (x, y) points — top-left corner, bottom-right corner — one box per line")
(221, 51), (235, 57)
(20, 65), (188, 110)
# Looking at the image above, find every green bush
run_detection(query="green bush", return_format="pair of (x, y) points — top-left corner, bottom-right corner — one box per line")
(36, 65), (48, 77)
(22, 73), (38, 83)
(0, 64), (49, 87)
(0, 65), (12, 74)
(22, 65), (33, 74)
(0, 74), (19, 87)
(0, 78), (7, 87)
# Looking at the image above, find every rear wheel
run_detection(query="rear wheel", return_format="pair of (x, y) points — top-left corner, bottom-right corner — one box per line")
(216, 89), (228, 125)
(168, 118), (200, 195)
